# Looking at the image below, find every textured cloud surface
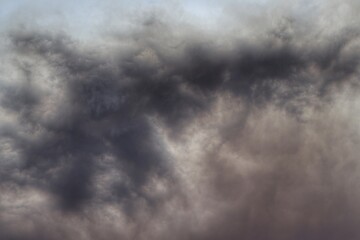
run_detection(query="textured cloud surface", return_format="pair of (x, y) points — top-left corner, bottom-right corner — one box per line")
(1, 0), (360, 239)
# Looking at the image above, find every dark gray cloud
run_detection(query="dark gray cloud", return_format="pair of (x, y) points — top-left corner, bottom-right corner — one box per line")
(0, 0), (360, 239)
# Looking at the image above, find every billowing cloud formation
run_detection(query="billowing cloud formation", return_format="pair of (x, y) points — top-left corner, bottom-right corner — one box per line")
(1, 0), (360, 239)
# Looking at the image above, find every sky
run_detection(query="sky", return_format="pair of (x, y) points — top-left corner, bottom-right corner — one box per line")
(0, 0), (360, 240)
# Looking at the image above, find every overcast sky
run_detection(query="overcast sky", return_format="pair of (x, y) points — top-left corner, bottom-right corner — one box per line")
(1, 1), (360, 240)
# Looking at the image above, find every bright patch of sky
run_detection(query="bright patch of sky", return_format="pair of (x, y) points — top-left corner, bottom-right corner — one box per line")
(0, 0), (290, 42)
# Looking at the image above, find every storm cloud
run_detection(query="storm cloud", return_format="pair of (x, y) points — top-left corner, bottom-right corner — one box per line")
(0, 0), (360, 239)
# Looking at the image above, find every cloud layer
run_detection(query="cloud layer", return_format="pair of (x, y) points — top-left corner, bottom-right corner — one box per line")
(1, 0), (360, 239)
